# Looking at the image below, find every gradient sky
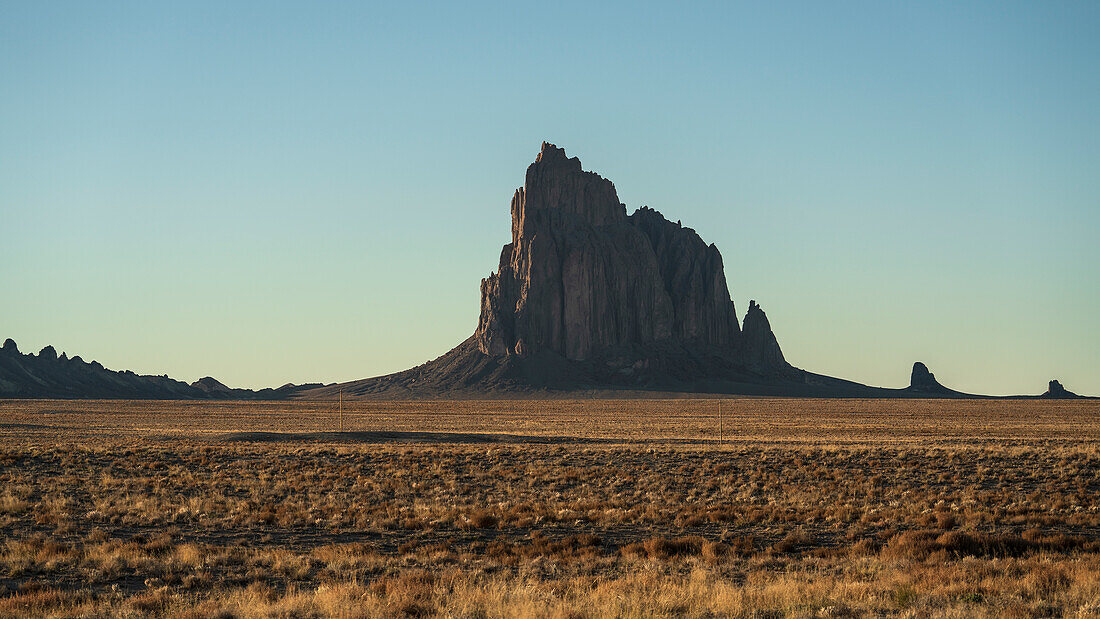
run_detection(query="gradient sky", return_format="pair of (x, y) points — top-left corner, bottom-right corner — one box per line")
(2, 1), (1097, 395)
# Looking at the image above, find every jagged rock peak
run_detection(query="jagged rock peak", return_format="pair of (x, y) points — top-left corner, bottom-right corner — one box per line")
(740, 301), (791, 375)
(908, 361), (949, 392)
(38, 345), (57, 361)
(630, 207), (740, 345)
(1043, 379), (1078, 398)
(1, 338), (16, 353)
(476, 142), (743, 363)
(517, 142), (624, 233)
(535, 141), (579, 167)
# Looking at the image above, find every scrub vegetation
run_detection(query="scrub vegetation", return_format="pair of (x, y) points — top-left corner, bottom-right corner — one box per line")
(0, 398), (1098, 617)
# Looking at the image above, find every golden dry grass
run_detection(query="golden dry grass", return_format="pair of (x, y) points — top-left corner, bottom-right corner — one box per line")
(0, 398), (1097, 617)
(2, 397), (1097, 444)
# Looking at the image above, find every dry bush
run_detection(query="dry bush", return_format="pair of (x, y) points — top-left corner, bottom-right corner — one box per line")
(0, 398), (1098, 616)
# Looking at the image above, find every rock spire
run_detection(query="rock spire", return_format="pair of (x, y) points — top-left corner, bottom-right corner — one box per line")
(475, 142), (759, 367)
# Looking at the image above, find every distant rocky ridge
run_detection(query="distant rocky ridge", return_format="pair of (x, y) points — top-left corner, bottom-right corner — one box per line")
(0, 338), (313, 399)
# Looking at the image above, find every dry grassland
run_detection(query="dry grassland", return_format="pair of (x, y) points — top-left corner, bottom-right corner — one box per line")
(0, 398), (1098, 617)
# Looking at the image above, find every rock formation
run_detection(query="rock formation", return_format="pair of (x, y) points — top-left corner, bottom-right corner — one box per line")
(5, 143), (1088, 400)
(1042, 379), (1079, 399)
(471, 143), (800, 378)
(313, 142), (812, 398)
(909, 362), (938, 391)
(191, 376), (234, 396)
(740, 301), (790, 374)
(319, 142), (1100, 399)
(474, 144), (744, 362)
(906, 361), (963, 395)
(0, 338), (309, 399)
(472, 143), (796, 375)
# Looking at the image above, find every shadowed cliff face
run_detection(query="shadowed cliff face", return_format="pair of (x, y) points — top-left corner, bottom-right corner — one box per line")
(631, 207), (741, 347)
(907, 361), (965, 396)
(740, 301), (788, 373)
(1042, 379), (1079, 399)
(910, 362), (941, 391)
(476, 142), (748, 364)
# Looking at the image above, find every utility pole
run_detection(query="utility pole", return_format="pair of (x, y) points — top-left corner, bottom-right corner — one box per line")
(718, 399), (723, 447)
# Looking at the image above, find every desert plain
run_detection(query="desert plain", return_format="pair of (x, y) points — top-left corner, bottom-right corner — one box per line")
(1, 398), (1098, 617)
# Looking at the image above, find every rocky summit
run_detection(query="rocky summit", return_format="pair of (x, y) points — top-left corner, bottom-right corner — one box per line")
(1042, 379), (1080, 399)
(475, 143), (771, 370)
(905, 361), (969, 396)
(323, 142), (877, 398)
(909, 362), (943, 392)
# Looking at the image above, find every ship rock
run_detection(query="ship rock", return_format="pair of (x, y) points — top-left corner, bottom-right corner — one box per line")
(325, 142), (853, 398)
(4, 143), (1087, 399)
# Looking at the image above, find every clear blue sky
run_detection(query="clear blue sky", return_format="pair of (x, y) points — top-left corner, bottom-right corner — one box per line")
(2, 1), (1097, 395)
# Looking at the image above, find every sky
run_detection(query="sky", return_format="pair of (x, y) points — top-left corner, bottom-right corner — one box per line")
(2, 1), (1097, 395)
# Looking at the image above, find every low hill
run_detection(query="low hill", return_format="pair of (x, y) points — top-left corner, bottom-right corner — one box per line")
(0, 338), (312, 400)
